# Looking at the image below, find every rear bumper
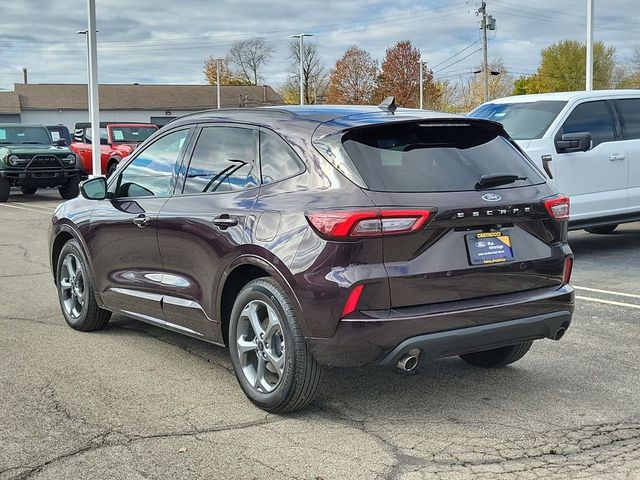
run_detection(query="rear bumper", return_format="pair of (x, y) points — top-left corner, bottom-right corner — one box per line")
(305, 284), (575, 367)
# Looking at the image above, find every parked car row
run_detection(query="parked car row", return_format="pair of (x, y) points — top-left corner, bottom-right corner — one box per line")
(0, 122), (158, 201)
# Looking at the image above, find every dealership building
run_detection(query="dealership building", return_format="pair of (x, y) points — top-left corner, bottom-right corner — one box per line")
(0, 83), (284, 128)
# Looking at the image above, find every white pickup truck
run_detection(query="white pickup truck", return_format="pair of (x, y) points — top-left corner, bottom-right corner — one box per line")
(470, 90), (640, 234)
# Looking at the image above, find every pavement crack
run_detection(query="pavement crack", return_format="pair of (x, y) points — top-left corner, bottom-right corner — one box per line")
(315, 402), (426, 480)
(5, 416), (281, 480)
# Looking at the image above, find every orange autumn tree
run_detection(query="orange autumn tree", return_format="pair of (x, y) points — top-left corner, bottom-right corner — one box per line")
(325, 46), (378, 104)
(375, 40), (422, 107)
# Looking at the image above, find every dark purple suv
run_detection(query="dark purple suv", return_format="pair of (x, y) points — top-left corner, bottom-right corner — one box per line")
(49, 104), (575, 412)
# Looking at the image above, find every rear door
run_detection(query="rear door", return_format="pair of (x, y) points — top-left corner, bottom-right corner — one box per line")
(552, 100), (628, 219)
(335, 120), (567, 309)
(614, 97), (640, 211)
(157, 124), (259, 342)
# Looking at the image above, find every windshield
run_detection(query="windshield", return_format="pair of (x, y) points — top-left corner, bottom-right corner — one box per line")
(0, 126), (51, 145)
(315, 121), (546, 193)
(109, 126), (157, 143)
(469, 101), (566, 140)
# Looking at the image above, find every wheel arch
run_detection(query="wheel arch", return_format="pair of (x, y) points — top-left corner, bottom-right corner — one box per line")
(216, 254), (305, 346)
(51, 223), (95, 288)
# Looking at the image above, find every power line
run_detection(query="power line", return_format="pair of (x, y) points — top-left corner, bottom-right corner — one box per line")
(433, 48), (483, 73)
(430, 39), (481, 71)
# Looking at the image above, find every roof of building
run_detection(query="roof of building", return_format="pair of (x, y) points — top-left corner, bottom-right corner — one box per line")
(3, 83), (283, 112)
(0, 92), (21, 114)
(486, 89), (640, 104)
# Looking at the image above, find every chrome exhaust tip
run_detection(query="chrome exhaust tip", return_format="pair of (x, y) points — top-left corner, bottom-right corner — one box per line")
(397, 348), (421, 371)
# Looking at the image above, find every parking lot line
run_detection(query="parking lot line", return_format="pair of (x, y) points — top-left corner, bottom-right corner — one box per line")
(574, 285), (640, 300)
(0, 203), (52, 215)
(576, 295), (640, 310)
(9, 202), (54, 212)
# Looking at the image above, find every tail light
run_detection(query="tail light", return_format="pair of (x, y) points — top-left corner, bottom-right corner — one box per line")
(306, 208), (433, 239)
(341, 284), (364, 317)
(562, 256), (573, 285)
(544, 194), (570, 220)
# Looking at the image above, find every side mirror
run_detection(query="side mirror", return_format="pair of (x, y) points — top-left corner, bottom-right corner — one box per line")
(556, 132), (591, 153)
(100, 137), (109, 145)
(79, 177), (107, 200)
(53, 138), (67, 147)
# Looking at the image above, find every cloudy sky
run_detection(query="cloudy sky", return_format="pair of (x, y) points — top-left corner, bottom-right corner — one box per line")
(1, 0), (638, 92)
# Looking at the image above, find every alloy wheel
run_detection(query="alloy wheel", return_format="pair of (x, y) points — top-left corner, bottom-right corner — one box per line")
(236, 299), (286, 393)
(59, 253), (86, 319)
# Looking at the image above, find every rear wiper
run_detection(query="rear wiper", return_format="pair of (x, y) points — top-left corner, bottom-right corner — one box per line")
(475, 174), (527, 190)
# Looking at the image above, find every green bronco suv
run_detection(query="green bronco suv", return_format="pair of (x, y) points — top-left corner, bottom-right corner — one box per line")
(0, 124), (81, 202)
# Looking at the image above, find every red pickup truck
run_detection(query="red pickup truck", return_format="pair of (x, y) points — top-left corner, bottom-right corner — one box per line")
(70, 122), (158, 176)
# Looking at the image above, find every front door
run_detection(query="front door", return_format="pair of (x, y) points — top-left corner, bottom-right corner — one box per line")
(87, 128), (193, 324)
(157, 125), (260, 342)
(553, 100), (628, 220)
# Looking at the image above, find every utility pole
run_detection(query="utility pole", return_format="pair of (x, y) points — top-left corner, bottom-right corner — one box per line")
(586, 0), (594, 91)
(291, 34), (313, 105)
(477, 2), (496, 103)
(479, 2), (489, 103)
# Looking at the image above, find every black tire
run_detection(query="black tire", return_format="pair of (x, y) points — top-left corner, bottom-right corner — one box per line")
(459, 341), (533, 368)
(228, 278), (321, 413)
(21, 187), (37, 195)
(106, 161), (118, 178)
(0, 177), (10, 202)
(585, 224), (618, 234)
(56, 239), (111, 332)
(59, 176), (80, 200)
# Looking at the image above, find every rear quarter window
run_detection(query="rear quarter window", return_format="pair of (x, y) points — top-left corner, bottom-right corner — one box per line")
(615, 98), (640, 140)
(316, 122), (546, 193)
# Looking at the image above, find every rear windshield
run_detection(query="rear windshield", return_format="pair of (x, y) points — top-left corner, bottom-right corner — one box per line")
(110, 126), (157, 143)
(469, 101), (566, 140)
(314, 122), (546, 193)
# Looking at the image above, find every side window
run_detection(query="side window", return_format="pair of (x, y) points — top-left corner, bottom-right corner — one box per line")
(259, 130), (305, 184)
(109, 129), (189, 198)
(616, 99), (640, 140)
(85, 128), (108, 145)
(182, 126), (258, 194)
(559, 101), (615, 148)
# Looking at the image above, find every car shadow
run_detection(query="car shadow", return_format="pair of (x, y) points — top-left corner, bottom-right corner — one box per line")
(104, 314), (577, 422)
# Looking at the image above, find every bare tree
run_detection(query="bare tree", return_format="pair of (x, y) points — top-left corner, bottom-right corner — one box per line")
(286, 40), (328, 104)
(227, 38), (274, 86)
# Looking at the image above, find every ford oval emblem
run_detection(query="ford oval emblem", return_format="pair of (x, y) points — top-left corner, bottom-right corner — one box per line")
(481, 193), (502, 202)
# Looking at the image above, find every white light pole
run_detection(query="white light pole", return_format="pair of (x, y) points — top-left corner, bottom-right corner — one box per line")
(79, 0), (101, 178)
(418, 60), (427, 109)
(586, 0), (594, 91)
(215, 58), (224, 109)
(291, 33), (313, 105)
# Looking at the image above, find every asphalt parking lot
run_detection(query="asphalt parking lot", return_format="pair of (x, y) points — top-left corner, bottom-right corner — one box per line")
(1, 189), (639, 480)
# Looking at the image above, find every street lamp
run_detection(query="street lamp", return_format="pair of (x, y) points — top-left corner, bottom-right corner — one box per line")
(290, 33), (313, 105)
(418, 60), (428, 109)
(213, 57), (224, 109)
(77, 0), (101, 178)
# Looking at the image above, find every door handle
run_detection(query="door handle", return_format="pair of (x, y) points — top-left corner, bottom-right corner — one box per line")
(609, 154), (626, 161)
(132, 214), (151, 228)
(212, 215), (238, 229)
